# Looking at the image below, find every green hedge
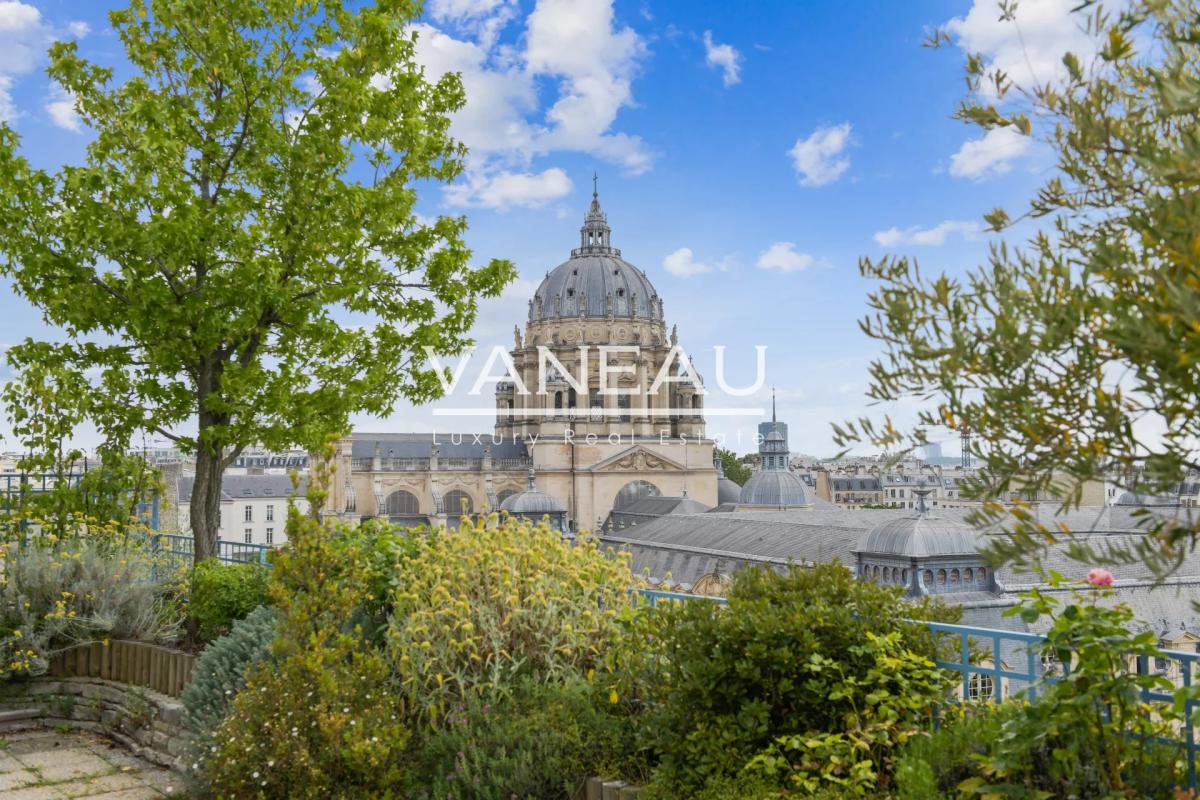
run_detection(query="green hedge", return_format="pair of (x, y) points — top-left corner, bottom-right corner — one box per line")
(189, 560), (270, 642)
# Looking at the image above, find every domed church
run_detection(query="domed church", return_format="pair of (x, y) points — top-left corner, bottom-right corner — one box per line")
(325, 182), (718, 532)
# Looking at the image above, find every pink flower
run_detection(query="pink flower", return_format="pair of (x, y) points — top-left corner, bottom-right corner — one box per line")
(1086, 568), (1114, 588)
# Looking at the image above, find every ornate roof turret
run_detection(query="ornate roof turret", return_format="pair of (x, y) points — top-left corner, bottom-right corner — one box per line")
(579, 172), (614, 254)
(739, 398), (809, 507)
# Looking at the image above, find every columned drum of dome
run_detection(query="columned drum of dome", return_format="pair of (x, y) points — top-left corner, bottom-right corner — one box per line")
(853, 485), (995, 597)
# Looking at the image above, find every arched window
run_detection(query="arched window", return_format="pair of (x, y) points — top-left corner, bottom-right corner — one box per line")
(902, 569), (910, 584)
(964, 567), (974, 584)
(443, 490), (473, 516)
(872, 565), (880, 580)
(978, 567), (988, 583)
(968, 673), (995, 701)
(950, 568), (960, 586)
(497, 489), (518, 507)
(554, 391), (563, 413)
(614, 480), (660, 510)
(618, 394), (631, 421)
(937, 569), (947, 586)
(568, 388), (577, 409)
(385, 490), (420, 517)
(922, 569), (934, 587)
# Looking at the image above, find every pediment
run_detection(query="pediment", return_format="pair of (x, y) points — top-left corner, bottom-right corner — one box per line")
(589, 445), (686, 473)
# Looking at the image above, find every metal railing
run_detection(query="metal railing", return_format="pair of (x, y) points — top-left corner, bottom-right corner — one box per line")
(628, 588), (1199, 787)
(148, 533), (272, 568)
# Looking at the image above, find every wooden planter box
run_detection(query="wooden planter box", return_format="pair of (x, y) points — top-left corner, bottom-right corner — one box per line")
(47, 641), (196, 698)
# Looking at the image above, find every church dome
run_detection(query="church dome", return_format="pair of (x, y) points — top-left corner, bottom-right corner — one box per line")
(529, 182), (663, 324)
(739, 470), (810, 507)
(855, 491), (981, 558)
(500, 469), (566, 515)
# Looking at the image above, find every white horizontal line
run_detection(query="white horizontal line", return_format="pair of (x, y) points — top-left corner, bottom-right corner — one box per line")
(432, 408), (764, 417)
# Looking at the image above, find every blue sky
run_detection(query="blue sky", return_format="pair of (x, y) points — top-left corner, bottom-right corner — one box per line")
(0, 0), (1094, 456)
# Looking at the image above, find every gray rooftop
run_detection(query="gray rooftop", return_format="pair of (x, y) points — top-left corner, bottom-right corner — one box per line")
(178, 473), (307, 501)
(855, 511), (983, 559)
(349, 433), (528, 460)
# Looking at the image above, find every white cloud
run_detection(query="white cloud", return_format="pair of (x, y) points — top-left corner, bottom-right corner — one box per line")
(444, 167), (572, 211)
(949, 125), (1030, 179)
(873, 220), (979, 247)
(0, 1), (43, 76)
(416, 0), (653, 206)
(702, 30), (741, 87)
(787, 122), (852, 187)
(946, 0), (1097, 99)
(427, 0), (516, 50)
(662, 247), (713, 278)
(44, 82), (79, 131)
(756, 242), (814, 273)
(412, 23), (536, 157)
(66, 20), (88, 39)
(525, 0), (651, 174)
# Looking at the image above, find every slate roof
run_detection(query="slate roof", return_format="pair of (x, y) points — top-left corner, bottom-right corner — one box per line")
(349, 433), (528, 460)
(601, 503), (1200, 635)
(178, 474), (307, 502)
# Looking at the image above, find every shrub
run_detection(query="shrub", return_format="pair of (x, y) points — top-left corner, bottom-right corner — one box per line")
(412, 678), (641, 800)
(0, 537), (182, 676)
(386, 515), (637, 722)
(952, 577), (1183, 799)
(189, 559), (270, 641)
(608, 562), (957, 797)
(181, 605), (278, 776)
(205, 494), (415, 798)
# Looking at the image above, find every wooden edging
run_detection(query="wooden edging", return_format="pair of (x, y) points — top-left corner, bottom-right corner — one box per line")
(47, 641), (195, 698)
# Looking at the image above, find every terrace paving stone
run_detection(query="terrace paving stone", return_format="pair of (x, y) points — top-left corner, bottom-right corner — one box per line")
(0, 730), (174, 799)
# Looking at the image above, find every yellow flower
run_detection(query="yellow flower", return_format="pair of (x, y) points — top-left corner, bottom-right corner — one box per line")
(609, 688), (619, 705)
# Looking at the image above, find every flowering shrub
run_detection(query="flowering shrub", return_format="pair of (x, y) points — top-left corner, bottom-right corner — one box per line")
(205, 497), (415, 798)
(386, 515), (637, 722)
(604, 562), (957, 797)
(0, 537), (182, 676)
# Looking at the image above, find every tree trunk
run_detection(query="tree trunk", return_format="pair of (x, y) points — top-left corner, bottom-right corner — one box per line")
(190, 445), (224, 563)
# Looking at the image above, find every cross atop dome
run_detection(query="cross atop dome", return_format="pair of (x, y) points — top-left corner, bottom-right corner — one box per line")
(580, 173), (613, 254)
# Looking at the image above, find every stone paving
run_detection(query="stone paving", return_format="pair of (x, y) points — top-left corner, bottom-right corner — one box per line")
(0, 729), (179, 799)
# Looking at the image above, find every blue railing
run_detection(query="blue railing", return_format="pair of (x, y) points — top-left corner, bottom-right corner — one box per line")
(147, 533), (273, 568)
(630, 589), (1200, 788)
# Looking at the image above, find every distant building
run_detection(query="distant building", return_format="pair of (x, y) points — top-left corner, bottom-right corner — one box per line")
(176, 474), (308, 547)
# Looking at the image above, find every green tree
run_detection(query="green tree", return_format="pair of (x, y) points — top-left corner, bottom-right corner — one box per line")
(716, 446), (751, 486)
(0, 0), (513, 561)
(835, 0), (1200, 575)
